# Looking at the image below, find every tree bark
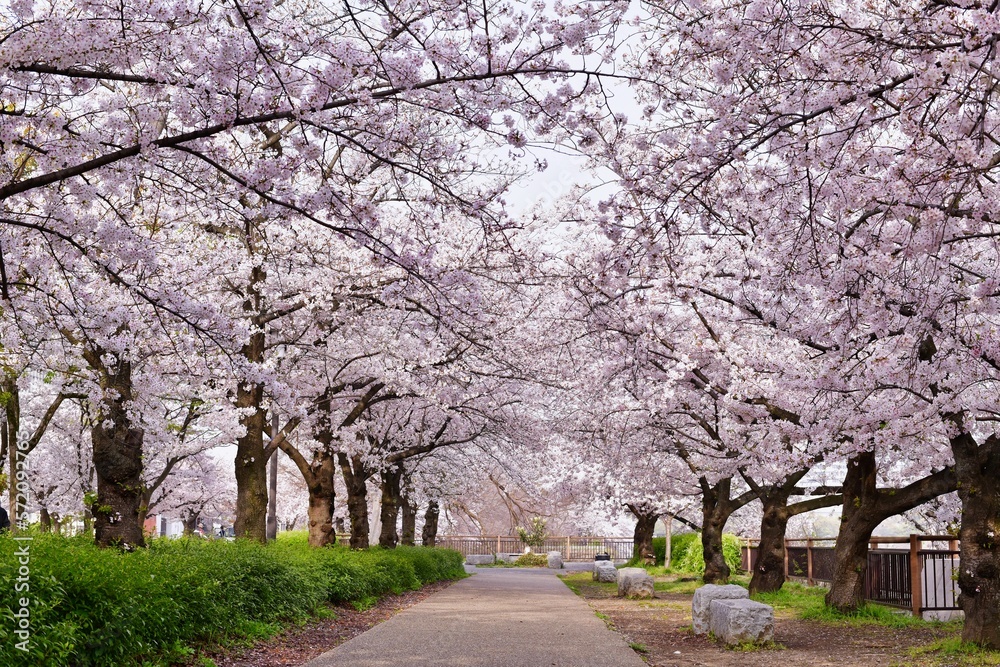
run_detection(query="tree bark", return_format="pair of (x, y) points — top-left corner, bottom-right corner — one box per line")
(400, 486), (417, 547)
(626, 504), (659, 565)
(234, 323), (268, 542)
(748, 471), (842, 595)
(266, 415), (279, 541)
(340, 453), (370, 548)
(826, 451), (956, 612)
(700, 476), (757, 584)
(39, 507), (51, 532)
(3, 372), (20, 533)
(83, 347), (146, 550)
(950, 427), (1000, 648)
(379, 465), (402, 549)
(421, 500), (440, 547)
(750, 487), (792, 595)
(304, 451), (337, 547)
(182, 509), (199, 537)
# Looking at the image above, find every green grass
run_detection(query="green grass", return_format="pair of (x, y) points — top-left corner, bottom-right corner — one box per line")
(0, 530), (465, 667)
(729, 639), (786, 652)
(906, 637), (1000, 666)
(752, 581), (959, 629)
(629, 641), (649, 653)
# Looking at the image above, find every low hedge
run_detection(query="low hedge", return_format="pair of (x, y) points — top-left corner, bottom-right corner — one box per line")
(0, 531), (464, 667)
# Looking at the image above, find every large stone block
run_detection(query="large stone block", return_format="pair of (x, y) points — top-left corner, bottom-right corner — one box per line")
(465, 554), (496, 566)
(593, 560), (618, 582)
(547, 551), (564, 569)
(691, 584), (749, 635)
(708, 598), (774, 645)
(617, 567), (655, 598)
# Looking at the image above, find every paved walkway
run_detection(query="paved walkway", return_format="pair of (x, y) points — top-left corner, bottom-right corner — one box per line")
(302, 567), (647, 667)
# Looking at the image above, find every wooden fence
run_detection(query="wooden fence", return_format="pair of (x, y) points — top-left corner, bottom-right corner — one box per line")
(436, 535), (634, 561)
(741, 535), (961, 615)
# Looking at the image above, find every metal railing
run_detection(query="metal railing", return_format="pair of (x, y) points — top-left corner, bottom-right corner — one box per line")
(436, 535), (634, 561)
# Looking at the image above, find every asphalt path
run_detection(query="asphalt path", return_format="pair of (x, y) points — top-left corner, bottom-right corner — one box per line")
(301, 566), (648, 667)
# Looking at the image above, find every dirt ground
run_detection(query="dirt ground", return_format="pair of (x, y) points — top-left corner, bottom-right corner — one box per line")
(569, 578), (961, 667)
(202, 580), (456, 667)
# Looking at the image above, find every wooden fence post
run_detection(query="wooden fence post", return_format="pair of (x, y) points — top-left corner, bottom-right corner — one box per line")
(910, 534), (922, 618)
(806, 538), (814, 586)
(496, 535), (501, 555)
(783, 538), (789, 579)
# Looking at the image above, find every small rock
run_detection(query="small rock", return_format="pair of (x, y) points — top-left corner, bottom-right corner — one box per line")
(547, 551), (564, 569)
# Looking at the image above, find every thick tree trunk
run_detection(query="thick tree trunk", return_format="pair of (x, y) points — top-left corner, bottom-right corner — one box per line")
(826, 451), (957, 612)
(421, 500), (440, 547)
(234, 327), (268, 542)
(951, 429), (1000, 648)
(83, 348), (146, 550)
(826, 452), (879, 612)
(749, 482), (842, 595)
(3, 373), (20, 533)
(702, 510), (729, 584)
(340, 453), (370, 549)
(700, 477), (756, 584)
(39, 507), (51, 532)
(305, 452), (338, 548)
(750, 489), (792, 595)
(627, 504), (659, 565)
(400, 491), (417, 547)
(182, 510), (199, 537)
(234, 253), (269, 543)
(379, 466), (402, 549)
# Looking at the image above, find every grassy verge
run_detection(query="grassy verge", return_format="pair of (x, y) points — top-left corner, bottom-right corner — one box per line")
(905, 637), (1000, 667)
(0, 531), (465, 667)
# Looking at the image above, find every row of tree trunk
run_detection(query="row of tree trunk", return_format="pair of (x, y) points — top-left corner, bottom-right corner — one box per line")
(627, 443), (998, 648)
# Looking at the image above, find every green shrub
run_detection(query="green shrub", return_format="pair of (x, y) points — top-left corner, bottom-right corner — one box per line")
(513, 552), (549, 567)
(668, 532), (701, 569)
(676, 533), (743, 574)
(652, 536), (666, 565)
(0, 531), (463, 667)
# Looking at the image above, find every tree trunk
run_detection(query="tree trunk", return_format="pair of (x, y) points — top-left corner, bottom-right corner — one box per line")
(700, 477), (756, 584)
(627, 504), (659, 565)
(749, 480), (842, 595)
(182, 510), (199, 537)
(234, 326), (268, 542)
(83, 348), (146, 550)
(401, 491), (417, 547)
(379, 465), (402, 549)
(52, 514), (62, 535)
(421, 500), (440, 547)
(340, 453), (370, 549)
(39, 507), (51, 532)
(305, 452), (338, 548)
(3, 372), (20, 533)
(266, 418), (278, 541)
(750, 490), (792, 595)
(826, 451), (957, 612)
(951, 429), (1000, 648)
